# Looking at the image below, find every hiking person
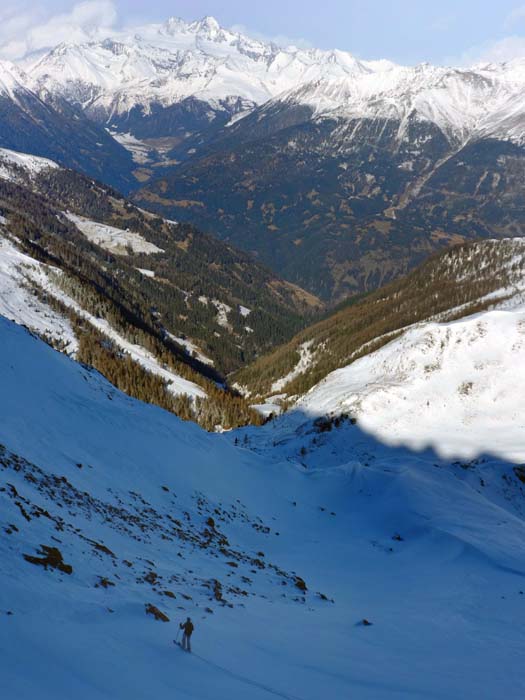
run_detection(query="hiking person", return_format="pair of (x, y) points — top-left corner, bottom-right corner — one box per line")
(180, 617), (194, 652)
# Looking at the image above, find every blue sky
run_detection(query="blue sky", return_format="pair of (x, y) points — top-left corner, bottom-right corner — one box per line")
(2, 0), (525, 64)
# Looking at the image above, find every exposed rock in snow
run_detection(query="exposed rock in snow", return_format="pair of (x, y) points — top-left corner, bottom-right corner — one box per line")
(2, 311), (525, 699)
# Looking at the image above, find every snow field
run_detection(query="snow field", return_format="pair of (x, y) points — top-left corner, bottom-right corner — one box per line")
(65, 213), (164, 256)
(1, 313), (525, 698)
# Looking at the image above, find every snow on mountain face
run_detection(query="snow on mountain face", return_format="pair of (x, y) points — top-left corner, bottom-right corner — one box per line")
(24, 22), (369, 122)
(14, 21), (377, 119)
(299, 307), (525, 461)
(0, 60), (31, 101)
(0, 236), (77, 353)
(64, 213), (165, 255)
(266, 62), (525, 145)
(0, 234), (205, 399)
(293, 240), (525, 462)
(2, 312), (525, 699)
(0, 147), (59, 182)
(19, 17), (525, 145)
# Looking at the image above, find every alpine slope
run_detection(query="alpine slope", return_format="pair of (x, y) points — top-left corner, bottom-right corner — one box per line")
(1, 299), (525, 699)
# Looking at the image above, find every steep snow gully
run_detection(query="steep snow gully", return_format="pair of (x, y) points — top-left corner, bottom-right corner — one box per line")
(1, 315), (525, 699)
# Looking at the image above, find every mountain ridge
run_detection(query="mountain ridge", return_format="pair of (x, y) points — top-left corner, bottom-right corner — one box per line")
(19, 17), (525, 148)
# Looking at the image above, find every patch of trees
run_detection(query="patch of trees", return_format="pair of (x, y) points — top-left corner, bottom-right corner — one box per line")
(76, 326), (263, 430)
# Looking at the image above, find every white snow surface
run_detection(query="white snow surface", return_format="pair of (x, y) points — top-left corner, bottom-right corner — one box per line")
(137, 268), (155, 278)
(271, 340), (316, 393)
(212, 299), (232, 329)
(0, 237), (77, 353)
(167, 332), (214, 366)
(14, 17), (525, 145)
(0, 60), (31, 102)
(297, 303), (525, 462)
(1, 313), (525, 699)
(0, 147), (59, 182)
(66, 213), (164, 255)
(108, 130), (153, 164)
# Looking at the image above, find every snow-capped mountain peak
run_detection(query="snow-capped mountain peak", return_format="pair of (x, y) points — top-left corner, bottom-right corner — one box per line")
(0, 60), (30, 100)
(17, 17), (382, 120)
(188, 15), (222, 35)
(257, 59), (525, 145)
(15, 15), (525, 146)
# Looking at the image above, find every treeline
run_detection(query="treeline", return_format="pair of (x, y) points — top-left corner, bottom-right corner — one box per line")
(0, 174), (311, 377)
(234, 239), (520, 398)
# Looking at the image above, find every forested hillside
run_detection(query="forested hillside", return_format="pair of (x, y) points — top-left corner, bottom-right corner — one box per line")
(234, 239), (525, 402)
(0, 150), (321, 428)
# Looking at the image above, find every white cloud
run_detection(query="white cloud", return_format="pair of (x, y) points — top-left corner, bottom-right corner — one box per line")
(229, 23), (313, 50)
(459, 35), (525, 66)
(0, 1), (117, 60)
(451, 6), (525, 66)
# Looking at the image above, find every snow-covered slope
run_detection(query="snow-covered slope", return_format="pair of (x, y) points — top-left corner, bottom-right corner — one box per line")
(0, 235), (205, 399)
(0, 60), (35, 102)
(0, 147), (59, 182)
(20, 16), (525, 145)
(65, 213), (165, 255)
(280, 239), (525, 461)
(298, 306), (525, 461)
(24, 17), (367, 117)
(0, 236), (77, 353)
(2, 313), (525, 699)
(248, 56), (525, 146)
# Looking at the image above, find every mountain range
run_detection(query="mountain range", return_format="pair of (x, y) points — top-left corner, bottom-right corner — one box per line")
(21, 16), (525, 147)
(2, 15), (522, 301)
(2, 231), (525, 698)
(2, 14), (525, 699)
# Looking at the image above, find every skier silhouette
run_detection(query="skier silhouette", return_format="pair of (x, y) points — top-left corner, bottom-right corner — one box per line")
(180, 617), (194, 652)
